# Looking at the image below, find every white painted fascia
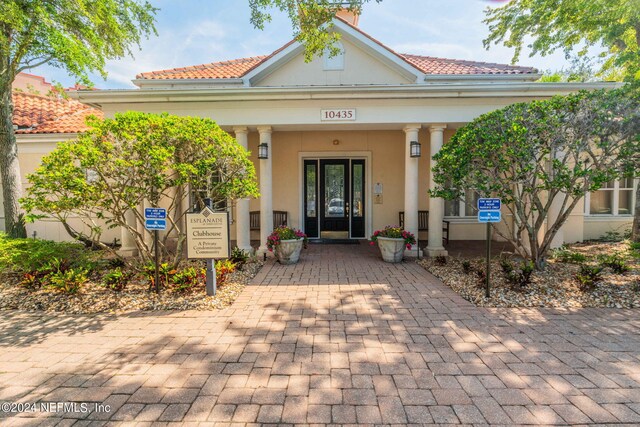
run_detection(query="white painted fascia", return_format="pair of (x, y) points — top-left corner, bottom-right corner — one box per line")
(132, 78), (245, 89)
(16, 133), (77, 153)
(424, 73), (543, 83)
(331, 19), (424, 84)
(75, 81), (620, 107)
(242, 42), (305, 87)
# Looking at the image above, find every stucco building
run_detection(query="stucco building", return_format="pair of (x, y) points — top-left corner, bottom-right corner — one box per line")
(8, 15), (634, 254)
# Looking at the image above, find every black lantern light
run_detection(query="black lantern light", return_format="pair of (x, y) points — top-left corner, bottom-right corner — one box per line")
(410, 140), (421, 158)
(258, 143), (269, 159)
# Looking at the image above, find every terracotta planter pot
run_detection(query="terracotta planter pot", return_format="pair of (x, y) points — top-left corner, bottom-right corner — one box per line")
(377, 237), (405, 263)
(275, 239), (304, 264)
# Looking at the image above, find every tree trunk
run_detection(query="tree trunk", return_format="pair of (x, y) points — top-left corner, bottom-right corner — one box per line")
(633, 183), (640, 242)
(0, 80), (26, 238)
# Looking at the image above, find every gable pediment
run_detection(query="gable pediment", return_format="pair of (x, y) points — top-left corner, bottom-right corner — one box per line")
(244, 19), (423, 87)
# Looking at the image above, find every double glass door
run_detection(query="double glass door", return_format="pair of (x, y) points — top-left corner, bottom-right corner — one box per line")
(304, 158), (365, 239)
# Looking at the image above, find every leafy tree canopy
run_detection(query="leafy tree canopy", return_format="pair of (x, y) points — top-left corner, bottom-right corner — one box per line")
(21, 112), (260, 266)
(0, 0), (157, 84)
(431, 85), (640, 268)
(483, 0), (640, 80)
(248, 0), (379, 61)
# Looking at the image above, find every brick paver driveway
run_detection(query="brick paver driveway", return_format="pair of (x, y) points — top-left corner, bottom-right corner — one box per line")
(1, 243), (640, 425)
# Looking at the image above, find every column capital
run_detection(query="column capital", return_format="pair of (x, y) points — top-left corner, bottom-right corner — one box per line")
(257, 125), (272, 134)
(233, 126), (249, 135)
(429, 124), (447, 133)
(403, 124), (422, 133)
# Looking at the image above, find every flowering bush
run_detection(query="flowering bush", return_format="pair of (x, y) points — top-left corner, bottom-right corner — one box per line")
(266, 226), (308, 251)
(370, 226), (416, 250)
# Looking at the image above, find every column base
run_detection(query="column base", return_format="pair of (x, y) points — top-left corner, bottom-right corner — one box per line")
(426, 247), (448, 257)
(238, 245), (255, 255)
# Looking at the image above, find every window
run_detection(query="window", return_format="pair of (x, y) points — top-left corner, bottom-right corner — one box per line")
(586, 177), (636, 216)
(445, 190), (480, 217)
(190, 173), (228, 212)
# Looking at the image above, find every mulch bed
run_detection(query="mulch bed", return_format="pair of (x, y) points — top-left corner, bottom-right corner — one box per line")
(0, 260), (263, 314)
(418, 241), (640, 308)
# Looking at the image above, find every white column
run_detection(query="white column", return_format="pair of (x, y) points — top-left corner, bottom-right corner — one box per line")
(427, 124), (448, 257)
(257, 126), (273, 255)
(403, 125), (421, 256)
(547, 193), (565, 248)
(118, 209), (138, 257)
(233, 126), (253, 253)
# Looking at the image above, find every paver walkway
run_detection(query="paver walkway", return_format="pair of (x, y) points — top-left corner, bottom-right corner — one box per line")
(1, 243), (640, 426)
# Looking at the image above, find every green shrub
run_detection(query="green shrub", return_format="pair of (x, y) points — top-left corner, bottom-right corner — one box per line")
(598, 253), (630, 274)
(506, 261), (535, 289)
(215, 259), (237, 286)
(102, 268), (132, 291)
(628, 241), (640, 258)
(461, 260), (472, 274)
(143, 262), (177, 289)
(45, 268), (87, 294)
(230, 247), (249, 269)
(550, 246), (587, 264)
(171, 267), (204, 292)
(500, 258), (514, 274)
(575, 265), (604, 291)
(0, 234), (90, 273)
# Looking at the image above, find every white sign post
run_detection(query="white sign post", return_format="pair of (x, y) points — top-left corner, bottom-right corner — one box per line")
(477, 198), (501, 298)
(185, 206), (230, 296)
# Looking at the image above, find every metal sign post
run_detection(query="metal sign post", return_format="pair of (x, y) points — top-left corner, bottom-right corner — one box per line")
(477, 198), (501, 298)
(144, 208), (167, 294)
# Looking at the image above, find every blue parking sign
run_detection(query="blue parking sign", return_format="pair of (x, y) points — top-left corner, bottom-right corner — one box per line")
(477, 198), (501, 211)
(478, 211), (501, 223)
(145, 219), (166, 230)
(145, 207), (166, 219)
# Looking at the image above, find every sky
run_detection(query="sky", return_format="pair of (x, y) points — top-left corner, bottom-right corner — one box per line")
(32, 0), (585, 89)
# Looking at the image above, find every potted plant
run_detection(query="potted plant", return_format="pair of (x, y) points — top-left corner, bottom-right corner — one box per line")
(267, 226), (308, 264)
(370, 226), (416, 263)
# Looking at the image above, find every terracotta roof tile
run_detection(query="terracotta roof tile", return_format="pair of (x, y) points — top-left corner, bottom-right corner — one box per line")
(136, 56), (268, 80)
(401, 54), (537, 75)
(136, 23), (537, 80)
(12, 91), (103, 134)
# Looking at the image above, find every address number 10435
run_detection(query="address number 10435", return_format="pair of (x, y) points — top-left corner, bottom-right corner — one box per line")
(321, 109), (356, 121)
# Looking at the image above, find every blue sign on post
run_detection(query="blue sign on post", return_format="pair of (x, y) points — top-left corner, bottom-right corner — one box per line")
(478, 211), (502, 223)
(145, 208), (166, 219)
(145, 219), (167, 230)
(477, 198), (501, 211)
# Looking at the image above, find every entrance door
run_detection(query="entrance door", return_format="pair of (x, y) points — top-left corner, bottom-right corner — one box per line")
(320, 159), (349, 239)
(303, 158), (366, 239)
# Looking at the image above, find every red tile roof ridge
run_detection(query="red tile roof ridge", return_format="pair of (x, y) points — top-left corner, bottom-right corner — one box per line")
(400, 53), (537, 74)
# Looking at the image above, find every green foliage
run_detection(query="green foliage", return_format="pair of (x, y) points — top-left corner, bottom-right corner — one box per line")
(596, 229), (631, 242)
(21, 112), (259, 264)
(45, 268), (88, 294)
(550, 246), (588, 264)
(215, 259), (237, 286)
(598, 253), (630, 274)
(431, 86), (640, 268)
(230, 247), (250, 269)
(484, 0), (640, 80)
(102, 267), (132, 291)
(575, 264), (604, 291)
(505, 261), (535, 289)
(461, 259), (472, 274)
(500, 257), (514, 275)
(248, 0), (381, 61)
(143, 262), (176, 289)
(170, 266), (205, 292)
(629, 241), (640, 258)
(0, 233), (90, 274)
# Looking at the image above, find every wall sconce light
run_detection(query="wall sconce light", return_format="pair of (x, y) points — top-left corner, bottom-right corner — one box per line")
(258, 143), (269, 159)
(333, 139), (340, 145)
(410, 140), (421, 158)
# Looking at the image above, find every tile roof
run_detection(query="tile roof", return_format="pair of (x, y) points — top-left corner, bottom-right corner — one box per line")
(12, 91), (103, 134)
(401, 54), (537, 75)
(136, 23), (537, 81)
(136, 56), (268, 80)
